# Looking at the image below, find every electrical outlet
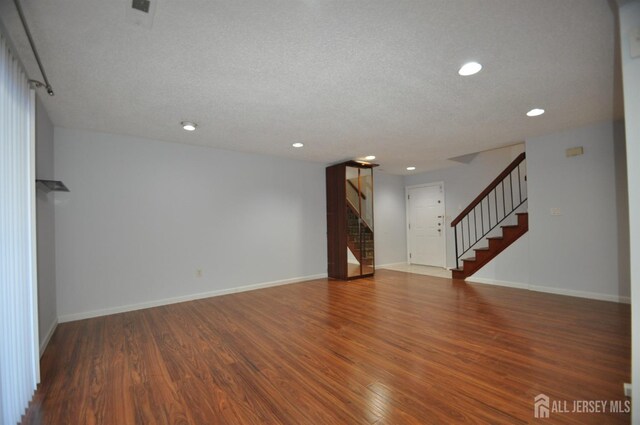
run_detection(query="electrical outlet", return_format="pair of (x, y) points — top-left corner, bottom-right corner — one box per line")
(565, 146), (584, 158)
(196, 269), (203, 278)
(550, 208), (562, 216)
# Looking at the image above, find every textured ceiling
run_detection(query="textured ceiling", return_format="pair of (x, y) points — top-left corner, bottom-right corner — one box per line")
(0, 0), (622, 174)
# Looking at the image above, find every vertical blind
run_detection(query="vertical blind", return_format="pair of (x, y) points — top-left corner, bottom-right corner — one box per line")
(0, 30), (40, 425)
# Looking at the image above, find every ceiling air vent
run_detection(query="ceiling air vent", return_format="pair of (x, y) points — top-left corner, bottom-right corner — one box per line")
(131, 0), (150, 13)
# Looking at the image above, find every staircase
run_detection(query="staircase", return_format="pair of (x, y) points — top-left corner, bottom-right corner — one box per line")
(451, 153), (528, 280)
(347, 203), (374, 267)
(452, 212), (528, 279)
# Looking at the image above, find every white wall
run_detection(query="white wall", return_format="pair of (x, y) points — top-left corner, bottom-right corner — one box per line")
(35, 96), (57, 352)
(472, 234), (530, 287)
(404, 144), (525, 269)
(374, 172), (407, 266)
(54, 128), (327, 321)
(525, 121), (629, 301)
(475, 121), (629, 301)
(617, 0), (640, 419)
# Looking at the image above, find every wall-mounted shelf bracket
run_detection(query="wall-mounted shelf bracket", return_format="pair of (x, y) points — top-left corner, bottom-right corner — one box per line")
(36, 179), (69, 193)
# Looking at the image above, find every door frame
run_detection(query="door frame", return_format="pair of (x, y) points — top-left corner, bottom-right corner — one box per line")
(405, 182), (447, 267)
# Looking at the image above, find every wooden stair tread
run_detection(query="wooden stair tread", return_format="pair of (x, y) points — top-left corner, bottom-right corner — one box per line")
(454, 218), (529, 280)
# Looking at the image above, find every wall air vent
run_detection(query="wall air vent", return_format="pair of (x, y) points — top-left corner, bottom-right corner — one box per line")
(126, 0), (156, 28)
(132, 0), (150, 13)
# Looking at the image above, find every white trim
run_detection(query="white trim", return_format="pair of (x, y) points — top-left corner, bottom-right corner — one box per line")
(466, 276), (631, 304)
(526, 284), (631, 304)
(405, 181), (447, 267)
(39, 318), (58, 357)
(465, 276), (530, 290)
(377, 261), (409, 268)
(58, 273), (327, 323)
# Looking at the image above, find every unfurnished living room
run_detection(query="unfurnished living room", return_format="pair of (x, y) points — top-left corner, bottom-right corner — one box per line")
(1, 0), (639, 424)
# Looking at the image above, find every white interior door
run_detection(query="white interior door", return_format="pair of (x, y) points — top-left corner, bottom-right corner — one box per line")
(407, 184), (445, 267)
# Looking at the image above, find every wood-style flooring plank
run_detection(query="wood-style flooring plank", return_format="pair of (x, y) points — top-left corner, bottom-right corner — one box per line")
(21, 270), (630, 424)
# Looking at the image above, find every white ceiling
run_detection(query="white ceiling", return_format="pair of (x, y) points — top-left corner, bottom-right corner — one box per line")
(0, 0), (622, 174)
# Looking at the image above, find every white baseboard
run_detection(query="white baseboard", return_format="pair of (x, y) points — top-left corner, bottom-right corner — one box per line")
(58, 273), (327, 323)
(39, 318), (58, 357)
(376, 262), (408, 269)
(526, 284), (631, 304)
(465, 277), (530, 290)
(465, 276), (631, 304)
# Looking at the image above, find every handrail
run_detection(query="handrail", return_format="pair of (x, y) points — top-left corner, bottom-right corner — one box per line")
(451, 153), (526, 227)
(347, 179), (366, 200)
(450, 152), (527, 269)
(346, 200), (373, 234)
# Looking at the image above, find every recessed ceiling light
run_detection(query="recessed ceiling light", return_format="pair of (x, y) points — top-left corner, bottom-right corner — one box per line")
(406, 166), (416, 171)
(458, 62), (482, 76)
(292, 142), (304, 148)
(526, 108), (545, 117)
(364, 155), (376, 160)
(181, 121), (197, 131)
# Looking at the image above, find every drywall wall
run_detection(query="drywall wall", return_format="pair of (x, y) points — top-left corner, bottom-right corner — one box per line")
(471, 234), (530, 287)
(404, 144), (525, 269)
(35, 96), (57, 352)
(614, 123), (630, 299)
(374, 172), (407, 266)
(525, 121), (629, 301)
(54, 128), (327, 320)
(474, 121), (628, 302)
(617, 0), (640, 419)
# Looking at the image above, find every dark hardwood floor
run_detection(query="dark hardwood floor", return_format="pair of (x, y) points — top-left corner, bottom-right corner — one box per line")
(23, 270), (630, 424)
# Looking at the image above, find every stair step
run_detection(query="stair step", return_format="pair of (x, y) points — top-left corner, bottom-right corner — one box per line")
(473, 248), (491, 260)
(454, 217), (529, 280)
(516, 212), (529, 226)
(452, 268), (466, 279)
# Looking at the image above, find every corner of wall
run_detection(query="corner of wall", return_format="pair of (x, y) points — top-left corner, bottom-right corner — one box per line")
(525, 121), (629, 300)
(35, 95), (58, 353)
